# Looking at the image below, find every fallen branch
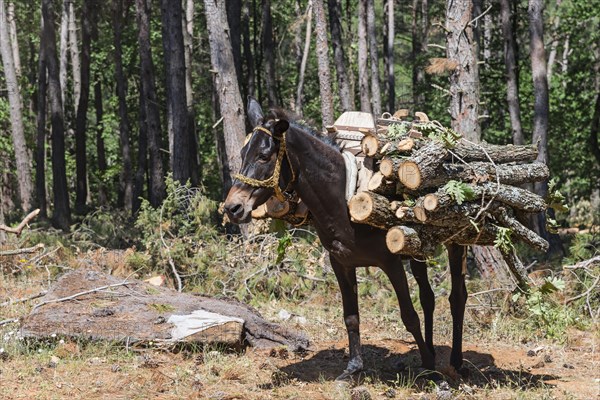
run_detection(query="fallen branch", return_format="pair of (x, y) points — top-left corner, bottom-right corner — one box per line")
(0, 318), (19, 326)
(565, 274), (600, 304)
(31, 281), (131, 313)
(0, 291), (48, 307)
(0, 243), (45, 257)
(563, 256), (600, 271)
(0, 209), (41, 237)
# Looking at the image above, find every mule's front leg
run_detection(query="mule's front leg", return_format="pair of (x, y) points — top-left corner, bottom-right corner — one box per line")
(447, 244), (468, 373)
(331, 257), (363, 380)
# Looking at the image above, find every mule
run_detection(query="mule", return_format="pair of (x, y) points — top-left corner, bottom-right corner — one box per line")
(224, 97), (468, 380)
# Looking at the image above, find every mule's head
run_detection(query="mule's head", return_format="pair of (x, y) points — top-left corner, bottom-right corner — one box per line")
(224, 97), (290, 224)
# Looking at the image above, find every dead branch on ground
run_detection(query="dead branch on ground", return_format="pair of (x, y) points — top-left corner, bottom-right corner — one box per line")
(0, 209), (41, 237)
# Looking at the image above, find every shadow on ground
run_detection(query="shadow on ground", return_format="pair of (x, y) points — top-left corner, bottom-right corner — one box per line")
(278, 343), (559, 390)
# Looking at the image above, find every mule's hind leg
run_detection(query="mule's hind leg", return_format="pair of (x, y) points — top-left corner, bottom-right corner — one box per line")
(330, 256), (363, 380)
(381, 259), (435, 371)
(447, 244), (468, 372)
(410, 259), (435, 356)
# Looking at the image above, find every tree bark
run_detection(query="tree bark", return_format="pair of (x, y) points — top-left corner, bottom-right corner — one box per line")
(0, 0), (34, 212)
(242, 1), (255, 98)
(136, 0), (166, 207)
(74, 0), (92, 214)
(183, 0), (199, 186)
(411, 0), (425, 108)
(204, 0), (247, 189)
(226, 0), (243, 99)
(500, 0), (524, 145)
(42, 0), (71, 230)
(446, 0), (480, 141)
(161, 0), (191, 185)
(94, 77), (108, 206)
(313, 0), (334, 127)
(384, 0), (395, 113)
(68, 0), (81, 108)
(591, 91), (600, 166)
(366, 0), (381, 117)
(546, 0), (562, 85)
(6, 1), (20, 77)
(357, 0), (371, 113)
(327, 0), (353, 112)
(295, 0), (312, 116)
(133, 90), (149, 213)
(59, 0), (68, 106)
(35, 31), (47, 218)
(113, 0), (133, 212)
(261, 0), (278, 106)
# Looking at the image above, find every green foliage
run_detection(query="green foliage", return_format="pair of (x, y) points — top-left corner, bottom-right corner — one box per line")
(418, 121), (462, 148)
(566, 232), (600, 264)
(386, 123), (409, 139)
(442, 180), (476, 205)
(494, 226), (513, 253)
(546, 178), (569, 213)
(276, 233), (293, 265)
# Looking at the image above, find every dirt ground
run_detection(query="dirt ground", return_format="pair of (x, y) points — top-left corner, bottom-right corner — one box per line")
(1, 248), (598, 399)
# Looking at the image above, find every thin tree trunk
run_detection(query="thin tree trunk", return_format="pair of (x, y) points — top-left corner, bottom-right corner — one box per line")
(7, 1), (20, 77)
(68, 0), (81, 108)
(161, 0), (190, 184)
(295, 0), (312, 116)
(113, 0), (133, 212)
(136, 0), (166, 207)
(0, 0), (33, 212)
(262, 0), (278, 106)
(590, 91), (600, 166)
(133, 90), (148, 213)
(412, 0), (425, 108)
(204, 0), (247, 189)
(42, 0), (71, 230)
(35, 30), (47, 218)
(183, 0), (199, 186)
(546, 0), (562, 85)
(384, 0), (395, 112)
(500, 0), (524, 145)
(242, 1), (255, 99)
(357, 0), (371, 113)
(446, 0), (480, 141)
(529, 0), (563, 255)
(74, 0), (92, 214)
(95, 77), (108, 205)
(59, 0), (68, 107)
(313, 0), (334, 126)
(366, 0), (381, 117)
(327, 0), (353, 112)
(226, 0), (243, 97)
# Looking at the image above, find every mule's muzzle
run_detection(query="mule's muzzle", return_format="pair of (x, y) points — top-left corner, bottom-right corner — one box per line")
(224, 185), (254, 224)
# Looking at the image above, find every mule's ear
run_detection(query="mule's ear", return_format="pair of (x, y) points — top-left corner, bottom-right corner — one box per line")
(247, 96), (264, 127)
(272, 119), (289, 139)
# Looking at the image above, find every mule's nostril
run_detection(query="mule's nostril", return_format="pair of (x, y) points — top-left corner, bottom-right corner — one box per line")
(229, 203), (242, 215)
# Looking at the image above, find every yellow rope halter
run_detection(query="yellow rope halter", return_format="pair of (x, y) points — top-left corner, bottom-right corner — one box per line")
(233, 125), (295, 202)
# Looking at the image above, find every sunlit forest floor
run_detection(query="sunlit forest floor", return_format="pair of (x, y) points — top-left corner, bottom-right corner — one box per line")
(1, 185), (598, 399)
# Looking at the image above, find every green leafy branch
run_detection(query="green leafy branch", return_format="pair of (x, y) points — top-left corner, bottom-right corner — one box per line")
(442, 180), (476, 205)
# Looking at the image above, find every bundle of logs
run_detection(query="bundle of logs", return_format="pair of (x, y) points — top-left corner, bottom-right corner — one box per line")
(251, 113), (550, 265)
(350, 116), (550, 258)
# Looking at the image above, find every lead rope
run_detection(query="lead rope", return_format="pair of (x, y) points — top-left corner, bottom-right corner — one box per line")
(233, 127), (295, 202)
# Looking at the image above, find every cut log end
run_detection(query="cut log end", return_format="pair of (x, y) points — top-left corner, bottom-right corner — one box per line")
(361, 135), (379, 157)
(423, 194), (439, 211)
(379, 158), (396, 178)
(348, 192), (374, 222)
(397, 138), (415, 152)
(386, 226), (422, 255)
(398, 161), (422, 190)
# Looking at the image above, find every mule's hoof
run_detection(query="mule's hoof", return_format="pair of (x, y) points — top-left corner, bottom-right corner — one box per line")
(335, 368), (360, 381)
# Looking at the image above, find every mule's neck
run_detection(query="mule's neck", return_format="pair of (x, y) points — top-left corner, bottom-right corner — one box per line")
(286, 126), (354, 244)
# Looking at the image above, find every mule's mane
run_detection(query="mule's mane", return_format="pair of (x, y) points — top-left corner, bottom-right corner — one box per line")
(266, 108), (341, 152)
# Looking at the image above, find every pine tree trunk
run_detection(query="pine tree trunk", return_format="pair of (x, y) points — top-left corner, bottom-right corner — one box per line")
(591, 91), (600, 166)
(412, 0), (425, 108)
(546, 0), (562, 85)
(262, 0), (278, 106)
(242, 1), (255, 98)
(226, 0), (243, 98)
(366, 0), (381, 117)
(295, 0), (312, 116)
(136, 0), (166, 207)
(384, 0), (395, 113)
(357, 0), (370, 113)
(59, 0), (68, 107)
(529, 0), (563, 255)
(42, 0), (71, 230)
(133, 90), (149, 213)
(74, 0), (92, 214)
(313, 0), (334, 126)
(68, 0), (81, 108)
(204, 0), (247, 189)
(0, 0), (34, 212)
(183, 0), (199, 186)
(6, 1), (20, 77)
(327, 0), (353, 112)
(35, 35), (47, 218)
(161, 0), (190, 185)
(446, 0), (480, 141)
(113, 0), (133, 212)
(500, 0), (524, 145)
